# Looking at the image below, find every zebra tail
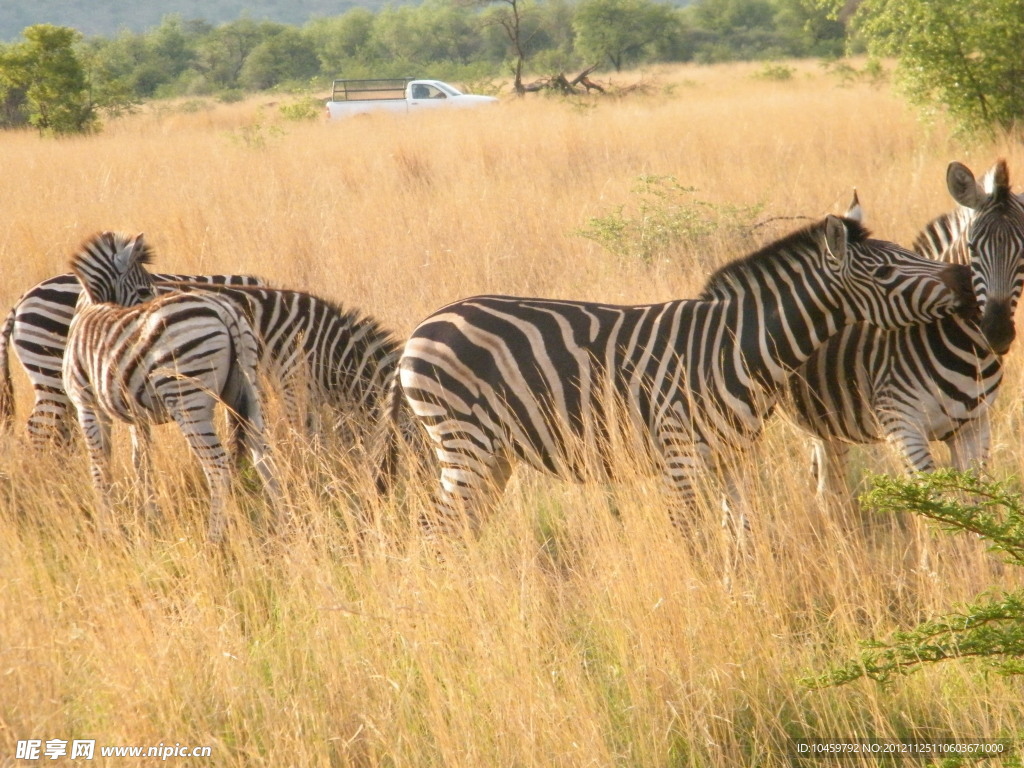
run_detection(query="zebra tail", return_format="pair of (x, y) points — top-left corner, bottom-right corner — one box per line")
(0, 303), (16, 431)
(216, 303), (263, 455)
(374, 366), (404, 496)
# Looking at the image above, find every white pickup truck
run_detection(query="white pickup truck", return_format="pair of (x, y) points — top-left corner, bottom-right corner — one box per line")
(324, 78), (499, 120)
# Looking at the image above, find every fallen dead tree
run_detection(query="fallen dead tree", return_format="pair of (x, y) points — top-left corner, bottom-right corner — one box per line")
(521, 66), (656, 98)
(523, 65), (605, 95)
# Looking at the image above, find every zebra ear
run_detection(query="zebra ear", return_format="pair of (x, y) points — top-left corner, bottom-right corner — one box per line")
(984, 158), (1010, 198)
(844, 189), (863, 222)
(822, 214), (848, 269)
(116, 233), (146, 273)
(947, 162), (986, 209)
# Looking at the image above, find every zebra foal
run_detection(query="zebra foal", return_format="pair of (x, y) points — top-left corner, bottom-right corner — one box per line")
(0, 264), (262, 447)
(62, 232), (281, 542)
(786, 161), (1024, 499)
(384, 214), (974, 537)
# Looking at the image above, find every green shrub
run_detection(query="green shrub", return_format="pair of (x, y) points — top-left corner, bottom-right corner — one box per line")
(808, 470), (1024, 686)
(575, 174), (763, 265)
(278, 96), (323, 121)
(754, 63), (795, 81)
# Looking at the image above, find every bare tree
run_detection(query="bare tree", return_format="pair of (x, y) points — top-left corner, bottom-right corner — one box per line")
(475, 0), (538, 95)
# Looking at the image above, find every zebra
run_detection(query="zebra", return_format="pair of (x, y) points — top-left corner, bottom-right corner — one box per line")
(785, 161), (1024, 499)
(0, 266), (263, 448)
(158, 281), (404, 459)
(61, 231), (281, 542)
(381, 214), (974, 537)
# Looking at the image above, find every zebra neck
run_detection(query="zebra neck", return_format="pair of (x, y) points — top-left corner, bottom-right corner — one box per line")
(726, 284), (847, 390)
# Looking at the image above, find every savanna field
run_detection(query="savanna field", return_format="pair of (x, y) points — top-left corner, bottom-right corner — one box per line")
(2, 60), (1024, 766)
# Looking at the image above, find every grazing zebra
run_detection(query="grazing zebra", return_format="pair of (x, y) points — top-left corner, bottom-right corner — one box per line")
(0, 266), (263, 447)
(62, 232), (281, 542)
(785, 161), (1024, 499)
(383, 214), (974, 536)
(158, 282), (404, 455)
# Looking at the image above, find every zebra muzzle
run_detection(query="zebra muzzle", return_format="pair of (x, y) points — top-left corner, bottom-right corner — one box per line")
(980, 298), (1016, 355)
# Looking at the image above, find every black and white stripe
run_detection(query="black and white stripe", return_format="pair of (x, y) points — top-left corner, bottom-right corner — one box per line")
(0, 259), (262, 447)
(61, 232), (280, 542)
(384, 215), (973, 535)
(912, 205), (971, 264)
(785, 161), (1024, 497)
(161, 282), (403, 451)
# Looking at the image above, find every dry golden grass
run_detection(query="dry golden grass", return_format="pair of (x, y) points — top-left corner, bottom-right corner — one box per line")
(2, 61), (1023, 766)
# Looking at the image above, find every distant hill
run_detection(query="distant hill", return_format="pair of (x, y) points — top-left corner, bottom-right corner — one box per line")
(0, 0), (387, 42)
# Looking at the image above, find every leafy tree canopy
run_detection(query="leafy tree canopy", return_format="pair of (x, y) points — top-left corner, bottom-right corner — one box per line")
(573, 0), (681, 71)
(837, 0), (1024, 134)
(0, 24), (97, 134)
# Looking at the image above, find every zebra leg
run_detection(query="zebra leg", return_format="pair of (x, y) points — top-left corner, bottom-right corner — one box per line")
(657, 435), (711, 533)
(77, 406), (117, 536)
(130, 422), (159, 523)
(27, 391), (76, 449)
(810, 438), (854, 504)
(235, 401), (286, 532)
(222, 361), (286, 532)
(719, 462), (753, 560)
(427, 444), (513, 538)
(224, 410), (247, 470)
(947, 411), (991, 472)
(661, 438), (752, 583)
(882, 418), (941, 574)
(170, 401), (235, 544)
(886, 421), (937, 474)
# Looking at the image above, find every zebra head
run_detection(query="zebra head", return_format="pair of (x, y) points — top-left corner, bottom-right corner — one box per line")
(946, 159), (1024, 355)
(70, 232), (157, 307)
(823, 215), (974, 330)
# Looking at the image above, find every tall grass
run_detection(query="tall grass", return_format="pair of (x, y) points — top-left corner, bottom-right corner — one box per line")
(1, 60), (1022, 766)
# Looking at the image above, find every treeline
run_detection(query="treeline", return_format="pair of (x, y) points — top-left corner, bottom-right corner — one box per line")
(0, 0), (849, 133)
(0, 0), (375, 41)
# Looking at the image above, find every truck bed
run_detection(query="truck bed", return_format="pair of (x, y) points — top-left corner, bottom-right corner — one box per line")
(331, 78), (413, 102)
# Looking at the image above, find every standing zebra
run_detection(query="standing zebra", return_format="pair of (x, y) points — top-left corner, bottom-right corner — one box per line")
(384, 214), (974, 536)
(0, 266), (263, 447)
(785, 161), (1024, 499)
(157, 282), (404, 456)
(62, 232), (281, 542)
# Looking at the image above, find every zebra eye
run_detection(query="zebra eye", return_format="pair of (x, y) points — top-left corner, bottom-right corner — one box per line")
(872, 265), (897, 280)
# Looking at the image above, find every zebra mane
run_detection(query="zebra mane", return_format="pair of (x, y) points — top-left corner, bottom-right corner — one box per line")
(328, 299), (404, 355)
(71, 231), (155, 272)
(699, 217), (870, 299)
